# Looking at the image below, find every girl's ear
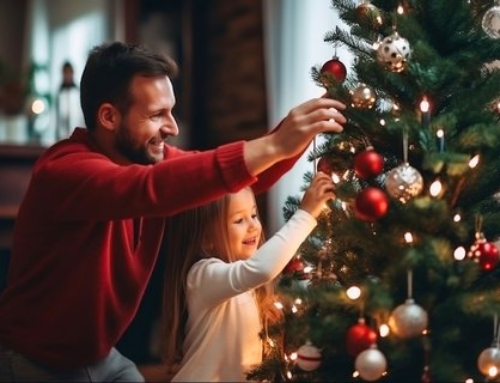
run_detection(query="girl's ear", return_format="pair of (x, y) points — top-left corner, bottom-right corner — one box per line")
(98, 103), (120, 132)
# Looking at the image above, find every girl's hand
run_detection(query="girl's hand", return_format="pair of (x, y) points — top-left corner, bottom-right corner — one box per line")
(299, 171), (336, 219)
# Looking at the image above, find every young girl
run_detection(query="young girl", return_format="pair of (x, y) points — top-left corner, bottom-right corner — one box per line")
(162, 172), (335, 382)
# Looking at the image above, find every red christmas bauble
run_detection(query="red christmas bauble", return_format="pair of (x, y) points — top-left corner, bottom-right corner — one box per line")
(354, 148), (384, 179)
(316, 156), (333, 176)
(346, 319), (378, 356)
(354, 187), (389, 221)
(283, 257), (305, 274)
(478, 241), (500, 271)
(321, 57), (347, 85)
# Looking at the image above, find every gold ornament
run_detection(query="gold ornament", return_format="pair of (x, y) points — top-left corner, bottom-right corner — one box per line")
(356, 1), (383, 27)
(350, 83), (376, 109)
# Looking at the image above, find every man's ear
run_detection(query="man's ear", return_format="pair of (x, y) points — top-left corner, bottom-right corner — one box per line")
(98, 103), (120, 132)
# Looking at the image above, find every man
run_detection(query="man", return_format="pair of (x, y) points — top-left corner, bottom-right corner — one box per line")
(0, 41), (346, 382)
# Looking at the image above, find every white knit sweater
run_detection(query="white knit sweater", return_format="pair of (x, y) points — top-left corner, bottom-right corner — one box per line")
(171, 209), (317, 382)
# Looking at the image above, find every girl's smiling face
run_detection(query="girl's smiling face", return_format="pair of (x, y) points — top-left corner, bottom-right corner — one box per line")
(225, 188), (262, 261)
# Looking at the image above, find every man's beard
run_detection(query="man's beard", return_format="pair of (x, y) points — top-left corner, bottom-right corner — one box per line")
(115, 125), (158, 165)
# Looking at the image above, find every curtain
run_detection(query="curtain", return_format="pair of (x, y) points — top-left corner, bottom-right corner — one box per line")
(262, 0), (352, 233)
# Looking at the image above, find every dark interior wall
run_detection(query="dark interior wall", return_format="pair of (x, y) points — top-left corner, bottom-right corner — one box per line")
(0, 0), (28, 73)
(191, 0), (268, 149)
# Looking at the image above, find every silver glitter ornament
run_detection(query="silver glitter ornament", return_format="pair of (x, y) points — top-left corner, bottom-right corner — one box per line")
(388, 298), (428, 338)
(385, 163), (424, 203)
(355, 345), (387, 381)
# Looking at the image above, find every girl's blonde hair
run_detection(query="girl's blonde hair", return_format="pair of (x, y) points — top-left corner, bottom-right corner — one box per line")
(161, 189), (282, 365)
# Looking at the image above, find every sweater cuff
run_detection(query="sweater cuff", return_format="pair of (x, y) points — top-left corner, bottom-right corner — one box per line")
(215, 141), (257, 192)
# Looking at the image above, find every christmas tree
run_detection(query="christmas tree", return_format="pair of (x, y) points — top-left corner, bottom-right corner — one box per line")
(249, 1), (500, 382)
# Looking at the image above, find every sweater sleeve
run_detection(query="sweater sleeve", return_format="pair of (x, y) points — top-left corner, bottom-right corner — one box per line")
(35, 138), (257, 221)
(250, 118), (305, 196)
(187, 209), (317, 309)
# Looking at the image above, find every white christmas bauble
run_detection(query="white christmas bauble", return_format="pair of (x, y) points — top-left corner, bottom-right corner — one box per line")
(355, 345), (387, 381)
(388, 298), (428, 338)
(478, 346), (500, 376)
(482, 5), (500, 39)
(296, 341), (321, 371)
(376, 32), (411, 72)
(385, 163), (424, 203)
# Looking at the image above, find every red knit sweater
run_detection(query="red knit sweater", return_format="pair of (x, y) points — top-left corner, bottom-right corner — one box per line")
(0, 128), (297, 368)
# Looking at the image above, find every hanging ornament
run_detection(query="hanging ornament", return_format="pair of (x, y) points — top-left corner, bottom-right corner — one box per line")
(346, 318), (378, 357)
(296, 341), (322, 371)
(316, 155), (333, 177)
(356, 1), (383, 27)
(350, 83), (377, 109)
(467, 216), (500, 271)
(478, 315), (500, 377)
(478, 345), (500, 376)
(385, 163), (424, 203)
(389, 298), (428, 338)
(482, 1), (500, 39)
(354, 344), (387, 382)
(283, 257), (309, 280)
(354, 146), (384, 180)
(320, 56), (347, 86)
(354, 187), (389, 222)
(376, 31), (412, 73)
(421, 365), (432, 383)
(467, 230), (500, 272)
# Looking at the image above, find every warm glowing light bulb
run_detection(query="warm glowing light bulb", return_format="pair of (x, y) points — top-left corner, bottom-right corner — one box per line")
(453, 214), (461, 222)
(379, 324), (390, 337)
(31, 98), (46, 114)
(404, 232), (414, 244)
(291, 305), (298, 313)
(289, 352), (298, 361)
(346, 286), (361, 300)
(380, 119), (386, 126)
(429, 179), (442, 197)
(420, 97), (430, 113)
(469, 155), (480, 168)
(274, 301), (284, 310)
(488, 366), (498, 377)
(294, 298), (302, 305)
(454, 246), (466, 261)
(397, 5), (404, 14)
(436, 129), (444, 139)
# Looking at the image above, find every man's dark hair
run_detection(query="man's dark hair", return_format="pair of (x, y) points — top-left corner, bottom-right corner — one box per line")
(80, 42), (178, 131)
